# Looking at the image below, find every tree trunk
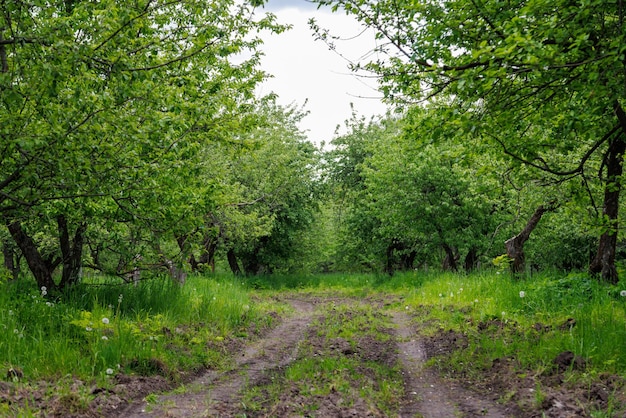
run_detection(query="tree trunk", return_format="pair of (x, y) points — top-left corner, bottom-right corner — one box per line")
(198, 235), (217, 273)
(441, 244), (458, 271)
(464, 247), (478, 273)
(385, 239), (415, 275)
(178, 234), (217, 273)
(385, 242), (395, 276)
(2, 237), (20, 280)
(57, 215), (87, 289)
(401, 250), (417, 270)
(589, 103), (626, 283)
(505, 203), (554, 274)
(7, 222), (56, 291)
(590, 131), (626, 282)
(227, 248), (242, 276)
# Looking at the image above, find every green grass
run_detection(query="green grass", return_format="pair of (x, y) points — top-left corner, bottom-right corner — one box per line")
(2, 268), (626, 415)
(245, 269), (626, 376)
(0, 273), (278, 384)
(396, 270), (626, 375)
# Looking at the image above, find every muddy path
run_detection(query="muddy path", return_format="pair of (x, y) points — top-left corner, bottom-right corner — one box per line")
(118, 298), (318, 417)
(392, 311), (510, 418)
(115, 295), (511, 418)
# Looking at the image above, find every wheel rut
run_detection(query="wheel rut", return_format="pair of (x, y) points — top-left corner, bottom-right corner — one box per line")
(118, 296), (511, 418)
(391, 310), (510, 418)
(118, 298), (317, 417)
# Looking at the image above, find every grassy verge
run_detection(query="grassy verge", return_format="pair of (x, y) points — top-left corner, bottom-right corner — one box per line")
(394, 271), (626, 374)
(0, 273), (282, 388)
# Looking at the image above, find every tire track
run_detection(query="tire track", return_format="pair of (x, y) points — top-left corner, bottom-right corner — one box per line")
(119, 298), (317, 417)
(391, 310), (510, 418)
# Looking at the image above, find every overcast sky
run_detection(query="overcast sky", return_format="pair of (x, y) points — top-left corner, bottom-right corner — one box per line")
(257, 0), (388, 146)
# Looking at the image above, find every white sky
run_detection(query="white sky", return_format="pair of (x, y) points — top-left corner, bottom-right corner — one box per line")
(257, 0), (388, 146)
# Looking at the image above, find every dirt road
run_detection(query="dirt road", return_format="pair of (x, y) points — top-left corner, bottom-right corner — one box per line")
(116, 296), (511, 417)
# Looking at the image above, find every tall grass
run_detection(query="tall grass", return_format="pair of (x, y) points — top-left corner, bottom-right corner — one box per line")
(0, 274), (262, 383)
(397, 270), (626, 374)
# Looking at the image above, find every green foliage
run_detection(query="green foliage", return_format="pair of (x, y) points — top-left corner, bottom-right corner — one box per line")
(492, 254), (513, 271)
(322, 113), (406, 271)
(0, 0), (288, 288)
(323, 108), (511, 273)
(315, 0), (626, 281)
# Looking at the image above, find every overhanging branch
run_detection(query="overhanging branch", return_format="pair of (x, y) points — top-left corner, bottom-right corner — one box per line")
(488, 123), (621, 176)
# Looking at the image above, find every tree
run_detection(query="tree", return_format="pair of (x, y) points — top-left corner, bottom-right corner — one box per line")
(363, 108), (504, 273)
(323, 112), (404, 272)
(224, 103), (320, 275)
(1, 0), (282, 290)
(314, 0), (626, 282)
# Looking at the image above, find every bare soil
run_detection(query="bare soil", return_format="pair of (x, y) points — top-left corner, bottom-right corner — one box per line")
(1, 294), (624, 417)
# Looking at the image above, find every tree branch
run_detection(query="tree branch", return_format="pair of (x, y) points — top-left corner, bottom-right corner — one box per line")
(488, 123), (621, 176)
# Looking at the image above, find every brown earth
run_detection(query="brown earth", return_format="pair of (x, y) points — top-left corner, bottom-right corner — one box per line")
(1, 294), (624, 417)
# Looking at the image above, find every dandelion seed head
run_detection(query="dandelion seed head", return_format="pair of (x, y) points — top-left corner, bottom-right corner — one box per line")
(519, 291), (526, 298)
(102, 317), (109, 325)
(105, 368), (114, 375)
(86, 327), (93, 332)
(101, 336), (108, 340)
(620, 290), (626, 297)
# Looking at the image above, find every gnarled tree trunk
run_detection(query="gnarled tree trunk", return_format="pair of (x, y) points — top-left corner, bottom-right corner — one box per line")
(57, 215), (87, 289)
(227, 248), (242, 276)
(464, 246), (478, 273)
(2, 238), (21, 280)
(441, 244), (459, 271)
(7, 216), (87, 291)
(590, 105), (626, 283)
(7, 222), (57, 291)
(505, 203), (555, 274)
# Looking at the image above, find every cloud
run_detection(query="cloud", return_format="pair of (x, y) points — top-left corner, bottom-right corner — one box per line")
(263, 0), (319, 11)
(257, 2), (387, 145)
